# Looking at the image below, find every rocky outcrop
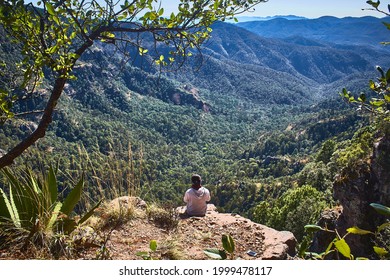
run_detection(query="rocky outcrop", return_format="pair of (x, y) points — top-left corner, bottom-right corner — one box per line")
(88, 198), (297, 260)
(177, 204), (297, 260)
(109, 196), (147, 210)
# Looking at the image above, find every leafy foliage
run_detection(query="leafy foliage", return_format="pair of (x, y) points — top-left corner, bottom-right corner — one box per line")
(341, 65), (390, 125)
(252, 185), (331, 241)
(301, 203), (390, 260)
(0, 165), (101, 258)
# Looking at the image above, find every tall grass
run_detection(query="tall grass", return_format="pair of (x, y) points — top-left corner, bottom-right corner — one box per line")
(71, 141), (147, 212)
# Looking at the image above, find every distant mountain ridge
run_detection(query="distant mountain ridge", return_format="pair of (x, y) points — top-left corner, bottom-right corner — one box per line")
(237, 16), (390, 48)
(166, 21), (390, 105)
(231, 15), (307, 22)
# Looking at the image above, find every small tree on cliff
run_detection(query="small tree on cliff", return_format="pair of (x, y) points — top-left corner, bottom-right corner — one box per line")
(0, 0), (266, 168)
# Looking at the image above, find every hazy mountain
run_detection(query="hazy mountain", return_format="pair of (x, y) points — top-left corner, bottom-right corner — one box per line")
(237, 16), (390, 48)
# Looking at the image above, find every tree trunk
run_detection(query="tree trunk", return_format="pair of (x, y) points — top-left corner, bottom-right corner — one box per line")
(0, 76), (67, 169)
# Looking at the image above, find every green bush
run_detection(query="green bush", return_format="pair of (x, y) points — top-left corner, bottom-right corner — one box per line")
(252, 185), (331, 241)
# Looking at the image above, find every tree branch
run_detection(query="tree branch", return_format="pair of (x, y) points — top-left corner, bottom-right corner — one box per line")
(0, 75), (67, 168)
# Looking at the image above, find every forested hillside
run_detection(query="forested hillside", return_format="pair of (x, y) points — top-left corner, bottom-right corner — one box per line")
(1, 9), (389, 259)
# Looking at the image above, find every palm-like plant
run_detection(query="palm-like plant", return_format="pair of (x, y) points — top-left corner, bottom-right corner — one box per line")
(0, 166), (101, 255)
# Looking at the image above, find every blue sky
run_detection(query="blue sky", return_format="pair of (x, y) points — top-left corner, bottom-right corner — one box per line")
(160, 0), (382, 19)
(29, 0), (383, 19)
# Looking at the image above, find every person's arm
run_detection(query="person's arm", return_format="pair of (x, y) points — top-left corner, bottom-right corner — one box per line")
(205, 190), (211, 202)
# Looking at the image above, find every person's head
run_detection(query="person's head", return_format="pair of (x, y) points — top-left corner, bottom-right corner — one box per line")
(191, 174), (202, 189)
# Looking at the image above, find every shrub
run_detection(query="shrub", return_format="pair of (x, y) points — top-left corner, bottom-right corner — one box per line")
(146, 203), (179, 231)
(252, 185), (330, 241)
(0, 166), (101, 258)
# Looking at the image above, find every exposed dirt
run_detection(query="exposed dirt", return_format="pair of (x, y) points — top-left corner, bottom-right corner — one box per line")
(0, 198), (296, 260)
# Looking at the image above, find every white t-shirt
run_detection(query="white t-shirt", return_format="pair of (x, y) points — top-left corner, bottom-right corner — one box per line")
(183, 187), (211, 216)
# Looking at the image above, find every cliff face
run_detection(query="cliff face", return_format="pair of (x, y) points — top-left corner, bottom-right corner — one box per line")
(312, 135), (390, 258)
(371, 136), (390, 206)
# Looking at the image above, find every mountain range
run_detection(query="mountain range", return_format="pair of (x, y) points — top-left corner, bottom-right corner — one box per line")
(162, 19), (390, 107)
(237, 16), (390, 48)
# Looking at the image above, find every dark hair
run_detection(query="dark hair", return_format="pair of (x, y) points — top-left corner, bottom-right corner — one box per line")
(191, 174), (201, 184)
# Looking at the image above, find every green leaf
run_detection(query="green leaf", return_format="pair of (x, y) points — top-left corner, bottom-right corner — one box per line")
(136, 251), (150, 260)
(47, 202), (62, 230)
(9, 187), (21, 228)
(45, 2), (56, 16)
(304, 224), (324, 233)
(384, 22), (390, 31)
(366, 1), (380, 9)
(60, 176), (84, 216)
(27, 169), (41, 195)
(52, 15), (60, 25)
(0, 187), (10, 219)
(47, 165), (58, 205)
(325, 238), (337, 255)
(138, 47), (148, 55)
(222, 234), (235, 254)
(102, 32), (115, 38)
(369, 80), (376, 90)
(334, 239), (351, 259)
(298, 238), (309, 257)
(158, 8), (164, 16)
(304, 251), (323, 259)
(370, 99), (385, 107)
(386, 68), (390, 82)
(370, 203), (390, 216)
(78, 199), (103, 225)
(204, 248), (227, 260)
(358, 93), (366, 103)
(0, 188), (12, 220)
(377, 222), (390, 232)
(374, 246), (388, 256)
(347, 226), (374, 235)
(149, 240), (158, 252)
(0, 187), (21, 228)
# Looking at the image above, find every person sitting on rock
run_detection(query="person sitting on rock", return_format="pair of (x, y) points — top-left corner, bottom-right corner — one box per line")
(184, 174), (211, 217)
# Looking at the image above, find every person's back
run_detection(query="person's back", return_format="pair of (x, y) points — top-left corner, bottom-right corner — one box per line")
(184, 174), (210, 217)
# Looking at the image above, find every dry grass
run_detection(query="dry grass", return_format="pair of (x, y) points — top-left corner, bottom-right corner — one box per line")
(91, 197), (145, 230)
(146, 203), (179, 231)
